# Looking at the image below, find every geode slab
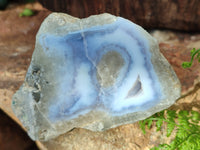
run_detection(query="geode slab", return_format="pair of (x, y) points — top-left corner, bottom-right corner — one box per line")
(12, 13), (181, 141)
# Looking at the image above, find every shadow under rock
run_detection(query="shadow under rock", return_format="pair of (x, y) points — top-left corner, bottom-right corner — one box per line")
(0, 109), (39, 150)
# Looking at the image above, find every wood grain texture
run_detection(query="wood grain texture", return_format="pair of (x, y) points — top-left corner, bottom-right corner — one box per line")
(38, 0), (200, 31)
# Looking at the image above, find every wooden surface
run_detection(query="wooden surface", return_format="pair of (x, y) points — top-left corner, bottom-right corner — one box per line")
(38, 0), (200, 31)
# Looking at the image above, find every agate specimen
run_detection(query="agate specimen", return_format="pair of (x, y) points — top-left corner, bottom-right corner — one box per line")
(12, 13), (181, 141)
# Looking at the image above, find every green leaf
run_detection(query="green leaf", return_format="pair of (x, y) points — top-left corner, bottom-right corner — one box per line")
(191, 111), (200, 122)
(167, 110), (176, 118)
(182, 48), (200, 68)
(150, 147), (159, 150)
(147, 119), (153, 129)
(167, 122), (175, 137)
(182, 62), (192, 68)
(19, 8), (34, 17)
(197, 52), (200, 58)
(190, 48), (196, 56)
(178, 110), (189, 118)
(166, 110), (176, 124)
(158, 110), (165, 117)
(140, 110), (200, 150)
(156, 119), (163, 131)
(176, 128), (188, 139)
(139, 120), (147, 134)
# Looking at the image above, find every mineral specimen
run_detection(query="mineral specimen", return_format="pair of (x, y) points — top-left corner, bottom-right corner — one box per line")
(12, 13), (181, 141)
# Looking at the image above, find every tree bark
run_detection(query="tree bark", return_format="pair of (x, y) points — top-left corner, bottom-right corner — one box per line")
(38, 0), (200, 31)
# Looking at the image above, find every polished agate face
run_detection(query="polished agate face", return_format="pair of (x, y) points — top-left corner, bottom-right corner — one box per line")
(12, 13), (180, 141)
(35, 17), (162, 122)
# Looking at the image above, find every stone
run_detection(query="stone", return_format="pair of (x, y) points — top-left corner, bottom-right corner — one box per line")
(11, 13), (181, 141)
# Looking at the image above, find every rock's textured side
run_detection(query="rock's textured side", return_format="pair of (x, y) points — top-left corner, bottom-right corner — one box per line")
(12, 13), (181, 141)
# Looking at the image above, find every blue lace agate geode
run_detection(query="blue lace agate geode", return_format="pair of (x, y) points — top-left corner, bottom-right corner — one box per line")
(43, 17), (162, 120)
(12, 13), (181, 141)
